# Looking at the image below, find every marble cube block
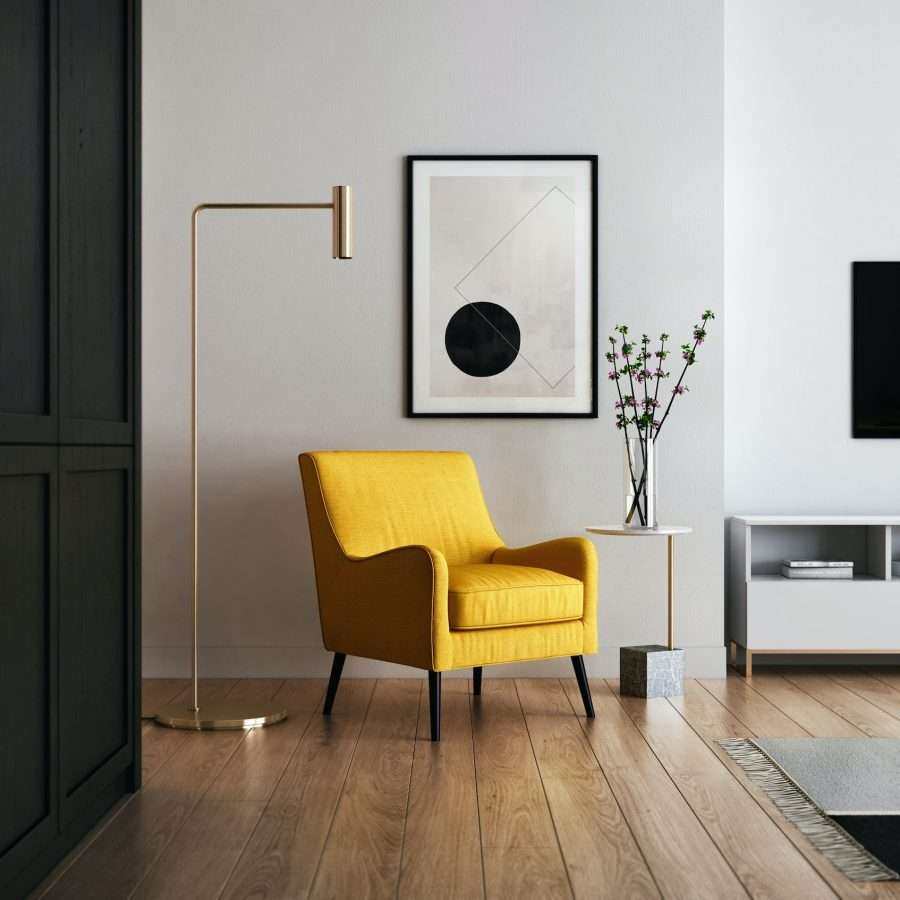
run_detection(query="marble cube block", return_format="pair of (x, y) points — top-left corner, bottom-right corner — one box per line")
(620, 644), (685, 698)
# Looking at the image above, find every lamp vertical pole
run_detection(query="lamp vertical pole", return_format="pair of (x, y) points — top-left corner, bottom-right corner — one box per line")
(154, 190), (352, 730)
(191, 207), (200, 712)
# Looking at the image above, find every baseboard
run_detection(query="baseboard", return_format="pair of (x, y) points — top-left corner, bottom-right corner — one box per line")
(143, 643), (727, 679)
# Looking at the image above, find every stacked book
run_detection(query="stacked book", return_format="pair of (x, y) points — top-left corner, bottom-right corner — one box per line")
(781, 560), (854, 579)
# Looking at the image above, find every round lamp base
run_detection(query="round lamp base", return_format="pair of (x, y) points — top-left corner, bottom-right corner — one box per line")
(154, 699), (287, 730)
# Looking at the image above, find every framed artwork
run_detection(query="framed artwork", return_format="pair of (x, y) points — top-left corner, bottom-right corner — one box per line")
(407, 155), (598, 417)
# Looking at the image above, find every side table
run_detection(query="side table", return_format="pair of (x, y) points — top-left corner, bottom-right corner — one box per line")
(586, 525), (692, 698)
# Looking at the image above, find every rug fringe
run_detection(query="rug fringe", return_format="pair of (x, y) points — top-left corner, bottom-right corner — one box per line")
(719, 738), (899, 882)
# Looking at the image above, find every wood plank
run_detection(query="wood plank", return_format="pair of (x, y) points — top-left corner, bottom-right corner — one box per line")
(561, 678), (745, 900)
(130, 680), (324, 900)
(668, 680), (754, 739)
(141, 679), (188, 719)
(471, 679), (572, 900)
(779, 671), (900, 738)
(40, 672), (900, 900)
(864, 667), (900, 692)
(745, 673), (862, 736)
(829, 670), (900, 722)
(398, 679), (484, 900)
(482, 846), (573, 900)
(139, 722), (180, 785)
(515, 679), (660, 900)
(218, 679), (375, 900)
(614, 681), (836, 900)
(140, 680), (237, 783)
(40, 680), (272, 900)
(309, 679), (421, 900)
(471, 680), (564, 850)
(698, 672), (809, 737)
(673, 678), (890, 900)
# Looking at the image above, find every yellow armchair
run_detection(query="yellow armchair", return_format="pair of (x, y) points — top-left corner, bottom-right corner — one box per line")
(299, 450), (597, 740)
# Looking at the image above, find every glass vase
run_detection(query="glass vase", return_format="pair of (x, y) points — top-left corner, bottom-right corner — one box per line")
(624, 436), (656, 529)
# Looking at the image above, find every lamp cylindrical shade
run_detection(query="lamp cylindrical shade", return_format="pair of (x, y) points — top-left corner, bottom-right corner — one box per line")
(332, 185), (352, 259)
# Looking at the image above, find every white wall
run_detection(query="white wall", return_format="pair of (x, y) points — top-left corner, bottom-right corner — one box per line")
(142, 0), (725, 679)
(725, 0), (900, 516)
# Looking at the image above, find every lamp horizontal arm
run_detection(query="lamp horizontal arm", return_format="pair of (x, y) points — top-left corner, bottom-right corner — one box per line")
(193, 186), (351, 260)
(193, 202), (334, 215)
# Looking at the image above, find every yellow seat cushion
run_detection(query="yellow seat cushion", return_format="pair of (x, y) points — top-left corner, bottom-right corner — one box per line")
(448, 564), (583, 630)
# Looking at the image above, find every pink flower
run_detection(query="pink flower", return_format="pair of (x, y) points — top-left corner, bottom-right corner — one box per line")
(672, 384), (689, 395)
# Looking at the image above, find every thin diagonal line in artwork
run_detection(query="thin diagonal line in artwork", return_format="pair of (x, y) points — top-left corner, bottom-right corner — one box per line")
(453, 187), (557, 290)
(451, 184), (575, 391)
(457, 286), (559, 391)
(548, 366), (575, 389)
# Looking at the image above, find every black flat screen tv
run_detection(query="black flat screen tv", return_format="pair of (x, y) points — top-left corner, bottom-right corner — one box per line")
(854, 261), (900, 437)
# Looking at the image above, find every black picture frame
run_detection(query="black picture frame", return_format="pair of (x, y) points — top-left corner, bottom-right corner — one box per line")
(406, 154), (599, 418)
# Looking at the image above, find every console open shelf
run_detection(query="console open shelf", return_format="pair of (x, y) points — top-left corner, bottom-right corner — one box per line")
(728, 516), (900, 676)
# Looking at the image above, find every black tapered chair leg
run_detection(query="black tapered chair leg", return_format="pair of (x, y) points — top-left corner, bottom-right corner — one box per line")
(429, 671), (442, 741)
(473, 666), (482, 696)
(323, 652), (346, 715)
(571, 655), (595, 718)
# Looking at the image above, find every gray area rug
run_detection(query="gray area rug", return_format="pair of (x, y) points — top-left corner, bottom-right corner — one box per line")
(721, 738), (900, 881)
(755, 738), (900, 814)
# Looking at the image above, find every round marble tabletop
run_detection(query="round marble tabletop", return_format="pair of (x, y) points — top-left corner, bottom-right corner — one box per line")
(585, 525), (692, 536)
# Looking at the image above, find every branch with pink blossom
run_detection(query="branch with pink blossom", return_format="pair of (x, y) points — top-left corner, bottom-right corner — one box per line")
(607, 310), (715, 525)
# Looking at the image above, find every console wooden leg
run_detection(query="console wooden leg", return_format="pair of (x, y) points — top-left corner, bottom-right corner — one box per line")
(745, 650), (753, 679)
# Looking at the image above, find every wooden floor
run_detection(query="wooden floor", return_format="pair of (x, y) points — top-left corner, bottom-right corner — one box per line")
(30, 668), (900, 900)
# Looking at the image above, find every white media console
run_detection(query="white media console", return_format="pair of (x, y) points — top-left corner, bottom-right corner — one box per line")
(729, 516), (900, 677)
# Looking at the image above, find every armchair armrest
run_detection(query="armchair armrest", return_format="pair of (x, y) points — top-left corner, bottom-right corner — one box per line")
(492, 537), (598, 653)
(324, 544), (451, 671)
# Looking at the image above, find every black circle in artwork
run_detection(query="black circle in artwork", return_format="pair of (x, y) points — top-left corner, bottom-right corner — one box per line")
(444, 302), (521, 377)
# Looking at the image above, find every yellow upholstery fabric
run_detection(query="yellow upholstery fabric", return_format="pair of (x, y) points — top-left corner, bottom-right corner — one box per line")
(449, 620), (585, 670)
(299, 450), (598, 671)
(492, 537), (598, 654)
(302, 451), (503, 564)
(448, 564), (582, 630)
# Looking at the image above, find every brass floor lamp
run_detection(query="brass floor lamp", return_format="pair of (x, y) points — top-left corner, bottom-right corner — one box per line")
(155, 186), (353, 730)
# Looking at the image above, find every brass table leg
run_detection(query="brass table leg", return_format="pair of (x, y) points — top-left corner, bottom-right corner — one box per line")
(667, 535), (674, 650)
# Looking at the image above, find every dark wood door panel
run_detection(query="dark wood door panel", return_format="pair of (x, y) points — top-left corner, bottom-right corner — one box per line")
(0, 447), (57, 885)
(59, 0), (133, 444)
(0, 1), (57, 443)
(59, 446), (134, 825)
(0, 2), (139, 894)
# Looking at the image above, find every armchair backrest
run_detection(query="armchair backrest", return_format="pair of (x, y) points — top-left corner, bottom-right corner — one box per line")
(299, 451), (503, 565)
